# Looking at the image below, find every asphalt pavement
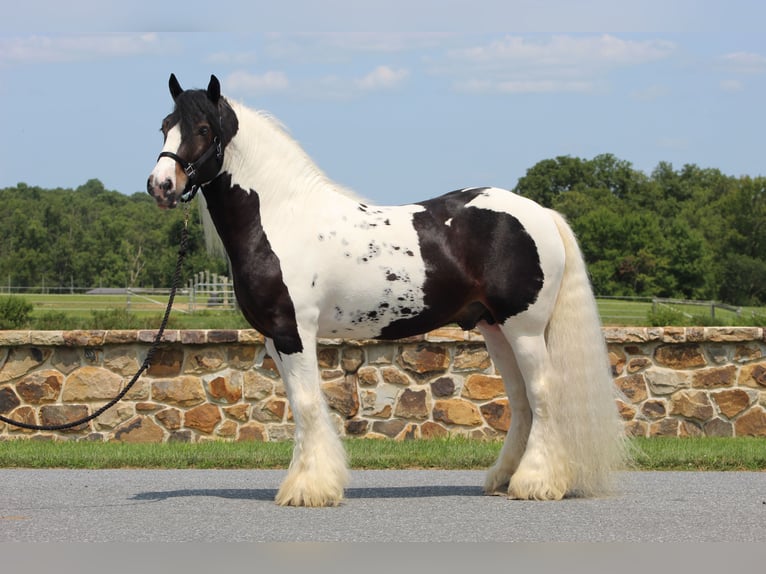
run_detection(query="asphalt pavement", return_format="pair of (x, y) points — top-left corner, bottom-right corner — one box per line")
(1, 469), (764, 542)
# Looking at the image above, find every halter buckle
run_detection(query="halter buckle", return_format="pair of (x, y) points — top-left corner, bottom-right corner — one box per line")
(180, 186), (199, 203)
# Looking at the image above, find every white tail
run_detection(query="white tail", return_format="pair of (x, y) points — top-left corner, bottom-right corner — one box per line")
(545, 209), (628, 496)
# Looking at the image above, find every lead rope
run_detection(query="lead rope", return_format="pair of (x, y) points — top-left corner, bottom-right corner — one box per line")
(0, 205), (191, 432)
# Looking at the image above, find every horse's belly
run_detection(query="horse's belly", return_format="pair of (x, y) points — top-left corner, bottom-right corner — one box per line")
(316, 281), (427, 339)
(298, 204), (429, 339)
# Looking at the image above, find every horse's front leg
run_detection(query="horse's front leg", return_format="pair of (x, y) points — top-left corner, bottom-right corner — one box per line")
(265, 336), (350, 507)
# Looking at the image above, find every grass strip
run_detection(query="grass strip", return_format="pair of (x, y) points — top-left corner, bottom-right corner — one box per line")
(0, 437), (764, 471)
(0, 440), (292, 470)
(629, 436), (766, 471)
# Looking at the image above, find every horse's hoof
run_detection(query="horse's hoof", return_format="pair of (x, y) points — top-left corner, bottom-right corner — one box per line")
(507, 472), (567, 501)
(275, 489), (344, 507)
(483, 465), (512, 496)
(275, 493), (343, 507)
(275, 474), (345, 507)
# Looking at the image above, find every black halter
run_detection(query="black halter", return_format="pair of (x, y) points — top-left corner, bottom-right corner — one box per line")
(158, 136), (223, 202)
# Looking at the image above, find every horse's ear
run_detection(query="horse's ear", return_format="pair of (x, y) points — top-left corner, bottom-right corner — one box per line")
(207, 75), (221, 104)
(169, 74), (183, 100)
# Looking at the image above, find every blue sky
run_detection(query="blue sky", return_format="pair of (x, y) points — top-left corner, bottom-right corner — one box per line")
(2, 1), (765, 205)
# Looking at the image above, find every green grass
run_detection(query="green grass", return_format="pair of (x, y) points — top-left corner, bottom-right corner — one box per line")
(596, 298), (654, 326)
(0, 437), (764, 471)
(598, 297), (766, 327)
(629, 437), (766, 471)
(647, 301), (766, 327)
(23, 296), (249, 330)
(4, 293), (765, 329)
(0, 439), (294, 470)
(15, 292), (247, 330)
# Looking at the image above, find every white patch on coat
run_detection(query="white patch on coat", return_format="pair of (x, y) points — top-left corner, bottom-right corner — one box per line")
(149, 124), (182, 189)
(217, 102), (428, 339)
(295, 201), (428, 339)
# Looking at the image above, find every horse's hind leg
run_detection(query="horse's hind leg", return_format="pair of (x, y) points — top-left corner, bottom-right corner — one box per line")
(265, 337), (349, 507)
(477, 322), (532, 496)
(501, 326), (572, 500)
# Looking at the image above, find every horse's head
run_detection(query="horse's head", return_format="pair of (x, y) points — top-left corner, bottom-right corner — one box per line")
(147, 74), (237, 208)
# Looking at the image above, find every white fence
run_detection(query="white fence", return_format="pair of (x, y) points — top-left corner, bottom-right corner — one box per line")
(187, 271), (236, 312)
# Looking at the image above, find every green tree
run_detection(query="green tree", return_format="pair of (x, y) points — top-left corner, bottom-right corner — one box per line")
(0, 181), (227, 290)
(514, 156), (596, 207)
(514, 155), (764, 304)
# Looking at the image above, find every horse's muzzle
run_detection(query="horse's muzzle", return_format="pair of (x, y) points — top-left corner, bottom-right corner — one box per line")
(147, 176), (180, 209)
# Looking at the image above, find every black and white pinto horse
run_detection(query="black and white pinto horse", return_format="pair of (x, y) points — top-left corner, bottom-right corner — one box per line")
(147, 75), (626, 507)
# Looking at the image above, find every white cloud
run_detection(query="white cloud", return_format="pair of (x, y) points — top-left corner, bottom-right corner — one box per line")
(225, 66), (408, 100)
(713, 51), (766, 93)
(440, 34), (675, 95)
(305, 66), (409, 99)
(718, 51), (766, 75)
(451, 34), (674, 68)
(264, 32), (454, 63)
(719, 79), (745, 93)
(0, 34), (165, 65)
(355, 65), (409, 91)
(225, 70), (290, 96)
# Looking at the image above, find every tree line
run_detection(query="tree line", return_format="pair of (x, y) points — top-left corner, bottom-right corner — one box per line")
(0, 179), (226, 291)
(515, 154), (765, 305)
(1, 155), (764, 305)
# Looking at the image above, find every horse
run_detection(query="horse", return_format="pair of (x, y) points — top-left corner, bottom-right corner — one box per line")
(147, 74), (626, 507)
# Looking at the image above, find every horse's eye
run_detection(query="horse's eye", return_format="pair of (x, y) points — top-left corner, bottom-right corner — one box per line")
(198, 126), (210, 136)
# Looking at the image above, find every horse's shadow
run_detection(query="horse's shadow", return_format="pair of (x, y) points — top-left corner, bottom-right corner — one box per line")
(131, 485), (483, 503)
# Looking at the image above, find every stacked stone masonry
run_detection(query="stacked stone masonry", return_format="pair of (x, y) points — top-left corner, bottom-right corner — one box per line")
(0, 326), (765, 442)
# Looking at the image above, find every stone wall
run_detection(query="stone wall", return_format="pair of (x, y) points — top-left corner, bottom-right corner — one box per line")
(0, 326), (765, 442)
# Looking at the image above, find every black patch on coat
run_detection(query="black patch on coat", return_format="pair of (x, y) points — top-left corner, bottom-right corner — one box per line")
(378, 188), (544, 340)
(201, 174), (302, 355)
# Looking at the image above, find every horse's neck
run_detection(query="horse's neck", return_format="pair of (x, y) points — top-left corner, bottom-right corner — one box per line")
(223, 102), (357, 209)
(200, 102), (362, 260)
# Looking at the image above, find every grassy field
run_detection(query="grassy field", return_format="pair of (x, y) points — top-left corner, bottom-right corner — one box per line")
(21, 291), (606, 328)
(27, 292), (189, 317)
(598, 297), (766, 326)
(0, 437), (764, 471)
(16, 292), (250, 330)
(2, 292), (764, 329)
(596, 297), (653, 325)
